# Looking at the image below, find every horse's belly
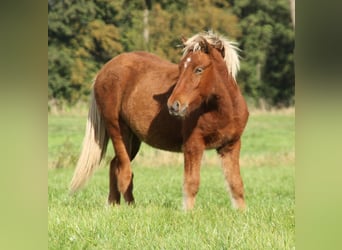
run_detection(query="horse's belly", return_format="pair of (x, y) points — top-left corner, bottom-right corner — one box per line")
(121, 87), (183, 152)
(124, 109), (183, 152)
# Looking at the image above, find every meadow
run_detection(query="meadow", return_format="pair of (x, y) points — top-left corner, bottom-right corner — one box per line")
(48, 108), (295, 249)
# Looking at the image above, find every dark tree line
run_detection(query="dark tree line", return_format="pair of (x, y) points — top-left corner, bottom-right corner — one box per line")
(48, 0), (294, 107)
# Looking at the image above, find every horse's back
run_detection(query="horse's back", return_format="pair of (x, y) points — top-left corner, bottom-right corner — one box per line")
(103, 51), (176, 73)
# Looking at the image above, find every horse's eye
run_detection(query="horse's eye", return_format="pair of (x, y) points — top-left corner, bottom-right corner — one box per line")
(194, 67), (204, 74)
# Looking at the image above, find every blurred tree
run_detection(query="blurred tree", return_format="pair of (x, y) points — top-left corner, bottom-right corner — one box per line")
(48, 0), (122, 104)
(228, 0), (294, 106)
(48, 0), (294, 107)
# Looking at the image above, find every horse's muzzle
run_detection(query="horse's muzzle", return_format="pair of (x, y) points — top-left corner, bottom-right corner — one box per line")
(168, 100), (187, 117)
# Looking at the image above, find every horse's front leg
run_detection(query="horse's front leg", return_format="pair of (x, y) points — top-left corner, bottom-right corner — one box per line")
(218, 139), (246, 210)
(183, 141), (204, 210)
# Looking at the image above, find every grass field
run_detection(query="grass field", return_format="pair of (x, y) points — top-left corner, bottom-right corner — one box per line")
(48, 109), (295, 249)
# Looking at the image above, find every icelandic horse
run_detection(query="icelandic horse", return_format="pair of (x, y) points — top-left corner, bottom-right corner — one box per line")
(70, 31), (249, 210)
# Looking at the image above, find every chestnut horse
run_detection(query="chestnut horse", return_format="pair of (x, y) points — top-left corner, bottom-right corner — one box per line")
(70, 31), (249, 210)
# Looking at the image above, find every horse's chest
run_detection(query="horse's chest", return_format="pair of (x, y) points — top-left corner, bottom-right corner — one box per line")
(199, 117), (236, 149)
(203, 133), (223, 149)
(203, 130), (228, 149)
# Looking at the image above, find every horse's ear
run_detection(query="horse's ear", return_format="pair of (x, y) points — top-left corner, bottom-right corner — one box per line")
(198, 37), (211, 54)
(181, 35), (187, 44)
(213, 40), (225, 58)
(177, 36), (187, 49)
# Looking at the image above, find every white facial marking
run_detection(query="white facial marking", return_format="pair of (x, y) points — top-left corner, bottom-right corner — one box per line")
(184, 57), (191, 69)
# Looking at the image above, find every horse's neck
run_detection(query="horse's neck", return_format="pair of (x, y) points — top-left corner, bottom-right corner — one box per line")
(213, 77), (237, 117)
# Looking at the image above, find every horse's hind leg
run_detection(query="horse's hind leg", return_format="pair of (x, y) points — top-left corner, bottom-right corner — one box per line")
(108, 157), (121, 204)
(108, 119), (141, 205)
(218, 139), (246, 210)
(93, 76), (140, 205)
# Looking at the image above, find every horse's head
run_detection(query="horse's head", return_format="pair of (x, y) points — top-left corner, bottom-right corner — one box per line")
(167, 35), (229, 117)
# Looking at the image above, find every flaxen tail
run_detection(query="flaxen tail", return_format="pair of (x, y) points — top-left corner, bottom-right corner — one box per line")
(69, 89), (109, 193)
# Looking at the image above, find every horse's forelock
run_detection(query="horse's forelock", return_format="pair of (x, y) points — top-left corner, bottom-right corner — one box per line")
(182, 31), (240, 81)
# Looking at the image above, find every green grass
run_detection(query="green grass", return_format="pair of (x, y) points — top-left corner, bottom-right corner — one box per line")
(48, 110), (295, 249)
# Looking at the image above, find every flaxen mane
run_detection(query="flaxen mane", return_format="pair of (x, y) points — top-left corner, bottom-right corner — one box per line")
(182, 30), (240, 81)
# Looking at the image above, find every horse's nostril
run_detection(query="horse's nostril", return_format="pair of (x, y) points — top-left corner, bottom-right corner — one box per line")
(172, 101), (180, 111)
(168, 100), (186, 116)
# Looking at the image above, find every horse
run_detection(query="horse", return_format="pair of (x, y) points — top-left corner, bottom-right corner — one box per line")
(69, 31), (249, 210)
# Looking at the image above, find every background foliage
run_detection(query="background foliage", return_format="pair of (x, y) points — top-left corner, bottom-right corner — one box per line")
(48, 0), (294, 107)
